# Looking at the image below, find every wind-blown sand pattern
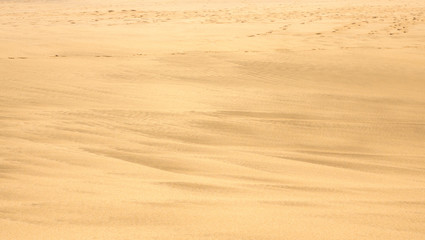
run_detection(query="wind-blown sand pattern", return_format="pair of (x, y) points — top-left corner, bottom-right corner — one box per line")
(1, 0), (425, 239)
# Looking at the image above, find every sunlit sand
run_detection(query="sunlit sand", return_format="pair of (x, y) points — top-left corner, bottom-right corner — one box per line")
(1, 0), (425, 239)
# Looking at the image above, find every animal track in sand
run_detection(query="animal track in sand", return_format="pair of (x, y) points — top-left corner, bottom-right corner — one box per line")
(247, 24), (292, 38)
(280, 24), (290, 30)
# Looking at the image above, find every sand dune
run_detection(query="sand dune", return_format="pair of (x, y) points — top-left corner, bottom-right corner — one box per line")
(1, 0), (425, 239)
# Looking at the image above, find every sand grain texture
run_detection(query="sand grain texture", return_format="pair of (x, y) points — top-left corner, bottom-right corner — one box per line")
(1, 0), (425, 239)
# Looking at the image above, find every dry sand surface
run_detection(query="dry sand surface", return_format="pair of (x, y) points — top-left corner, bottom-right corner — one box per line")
(1, 0), (425, 239)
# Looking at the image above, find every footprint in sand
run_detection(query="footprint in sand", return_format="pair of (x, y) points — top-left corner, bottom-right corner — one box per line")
(8, 57), (27, 59)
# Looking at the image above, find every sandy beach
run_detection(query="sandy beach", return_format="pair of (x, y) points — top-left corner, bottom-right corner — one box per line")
(1, 0), (425, 239)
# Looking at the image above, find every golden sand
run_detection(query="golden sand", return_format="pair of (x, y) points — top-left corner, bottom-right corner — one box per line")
(1, 0), (425, 239)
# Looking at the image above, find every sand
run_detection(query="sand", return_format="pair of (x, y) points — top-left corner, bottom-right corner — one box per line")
(1, 0), (425, 239)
